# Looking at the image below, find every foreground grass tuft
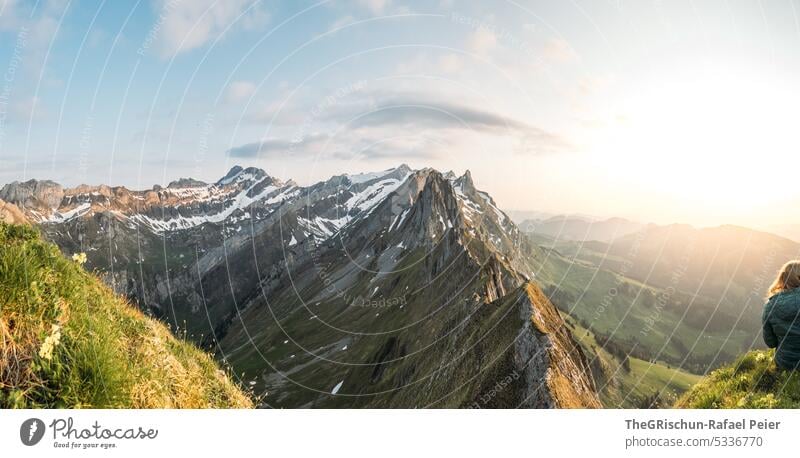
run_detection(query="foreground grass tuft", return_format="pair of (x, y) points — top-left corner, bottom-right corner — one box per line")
(0, 223), (253, 408)
(676, 350), (800, 408)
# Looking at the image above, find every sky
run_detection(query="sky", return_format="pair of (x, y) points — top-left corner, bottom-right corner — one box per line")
(1, 0), (799, 230)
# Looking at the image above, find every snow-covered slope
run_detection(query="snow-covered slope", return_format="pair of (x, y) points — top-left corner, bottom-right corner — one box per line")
(1, 165), (419, 240)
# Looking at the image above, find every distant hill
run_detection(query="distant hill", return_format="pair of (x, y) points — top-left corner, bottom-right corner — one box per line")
(677, 350), (799, 408)
(535, 222), (800, 374)
(505, 209), (555, 224)
(0, 223), (252, 408)
(594, 224), (799, 331)
(766, 223), (800, 244)
(519, 215), (644, 243)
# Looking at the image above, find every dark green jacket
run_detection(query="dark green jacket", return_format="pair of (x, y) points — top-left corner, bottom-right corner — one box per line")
(763, 288), (800, 369)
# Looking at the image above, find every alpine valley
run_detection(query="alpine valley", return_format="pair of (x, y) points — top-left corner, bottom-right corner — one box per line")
(1, 164), (782, 408)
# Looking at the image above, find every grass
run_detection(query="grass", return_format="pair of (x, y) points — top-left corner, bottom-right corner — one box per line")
(677, 350), (800, 408)
(626, 358), (700, 404)
(0, 223), (253, 408)
(566, 316), (701, 407)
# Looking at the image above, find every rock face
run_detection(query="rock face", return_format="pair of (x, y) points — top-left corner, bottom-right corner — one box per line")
(4, 164), (600, 408)
(516, 283), (600, 408)
(0, 179), (64, 210)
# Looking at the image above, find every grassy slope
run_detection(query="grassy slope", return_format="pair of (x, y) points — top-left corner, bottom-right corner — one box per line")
(566, 316), (700, 407)
(0, 223), (252, 408)
(677, 350), (800, 408)
(533, 239), (750, 370)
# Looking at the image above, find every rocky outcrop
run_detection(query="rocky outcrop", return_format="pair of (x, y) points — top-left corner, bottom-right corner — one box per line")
(168, 178), (208, 188)
(515, 283), (601, 408)
(0, 179), (64, 210)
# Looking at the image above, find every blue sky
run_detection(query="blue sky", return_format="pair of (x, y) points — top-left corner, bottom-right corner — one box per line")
(1, 0), (799, 228)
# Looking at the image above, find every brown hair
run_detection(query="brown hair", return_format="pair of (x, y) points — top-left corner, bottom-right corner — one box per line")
(768, 261), (800, 297)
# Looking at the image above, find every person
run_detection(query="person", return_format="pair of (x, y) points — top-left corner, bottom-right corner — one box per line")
(763, 261), (800, 369)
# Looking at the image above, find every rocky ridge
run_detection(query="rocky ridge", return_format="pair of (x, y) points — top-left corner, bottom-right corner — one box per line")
(2, 164), (600, 408)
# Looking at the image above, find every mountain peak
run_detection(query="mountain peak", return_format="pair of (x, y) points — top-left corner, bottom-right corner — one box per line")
(453, 169), (476, 194)
(168, 177), (208, 189)
(0, 179), (64, 209)
(220, 165), (243, 181)
(216, 165), (268, 186)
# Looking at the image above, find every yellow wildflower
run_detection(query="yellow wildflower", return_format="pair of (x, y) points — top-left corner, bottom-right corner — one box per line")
(72, 252), (87, 265)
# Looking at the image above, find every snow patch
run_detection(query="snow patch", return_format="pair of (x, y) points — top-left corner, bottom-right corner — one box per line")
(344, 177), (406, 215)
(389, 208), (410, 232)
(346, 167), (401, 185)
(130, 178), (285, 233)
(47, 203), (91, 223)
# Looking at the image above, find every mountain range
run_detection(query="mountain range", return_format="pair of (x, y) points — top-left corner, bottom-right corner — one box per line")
(517, 215), (644, 243)
(4, 163), (791, 407)
(0, 165), (600, 408)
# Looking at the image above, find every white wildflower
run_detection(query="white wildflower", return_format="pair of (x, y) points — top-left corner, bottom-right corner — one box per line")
(38, 324), (62, 361)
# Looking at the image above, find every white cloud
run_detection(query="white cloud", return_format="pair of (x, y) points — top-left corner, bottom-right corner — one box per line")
(357, 0), (390, 15)
(438, 53), (464, 73)
(394, 52), (465, 75)
(542, 38), (579, 63)
(468, 27), (497, 55)
(0, 0), (66, 57)
(0, 96), (46, 128)
(225, 80), (256, 104)
(228, 86), (572, 161)
(240, 99), (307, 126)
(0, 0), (68, 124)
(394, 53), (427, 74)
(12, 96), (43, 121)
(152, 0), (269, 58)
(522, 23), (538, 33)
(0, 0), (22, 30)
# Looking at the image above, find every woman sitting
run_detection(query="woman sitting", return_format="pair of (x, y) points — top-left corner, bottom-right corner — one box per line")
(763, 261), (800, 369)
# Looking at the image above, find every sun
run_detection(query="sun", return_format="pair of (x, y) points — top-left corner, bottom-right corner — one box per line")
(587, 66), (800, 213)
